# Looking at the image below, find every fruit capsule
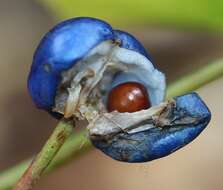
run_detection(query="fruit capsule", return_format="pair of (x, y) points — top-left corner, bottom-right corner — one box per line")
(28, 17), (211, 163)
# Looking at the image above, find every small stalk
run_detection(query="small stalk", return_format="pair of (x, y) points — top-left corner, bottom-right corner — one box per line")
(12, 119), (73, 190)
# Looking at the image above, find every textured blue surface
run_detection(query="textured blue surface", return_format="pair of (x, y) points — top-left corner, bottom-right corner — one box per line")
(114, 30), (152, 61)
(28, 17), (152, 111)
(92, 93), (211, 162)
(28, 17), (113, 110)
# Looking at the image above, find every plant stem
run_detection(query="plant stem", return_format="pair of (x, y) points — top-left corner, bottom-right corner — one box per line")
(166, 59), (223, 98)
(0, 60), (222, 190)
(12, 119), (73, 190)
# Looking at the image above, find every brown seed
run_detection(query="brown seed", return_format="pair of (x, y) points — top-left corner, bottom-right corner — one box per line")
(107, 82), (151, 113)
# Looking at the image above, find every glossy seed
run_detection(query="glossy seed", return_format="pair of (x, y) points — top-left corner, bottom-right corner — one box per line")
(107, 82), (151, 113)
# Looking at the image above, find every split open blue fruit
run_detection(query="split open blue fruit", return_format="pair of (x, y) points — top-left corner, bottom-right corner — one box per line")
(28, 17), (211, 162)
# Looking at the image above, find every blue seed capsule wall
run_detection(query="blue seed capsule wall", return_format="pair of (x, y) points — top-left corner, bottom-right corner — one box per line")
(28, 17), (211, 163)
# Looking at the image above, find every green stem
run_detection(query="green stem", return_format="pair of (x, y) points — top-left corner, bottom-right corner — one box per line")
(166, 59), (223, 98)
(0, 130), (91, 190)
(0, 60), (222, 190)
(11, 119), (73, 190)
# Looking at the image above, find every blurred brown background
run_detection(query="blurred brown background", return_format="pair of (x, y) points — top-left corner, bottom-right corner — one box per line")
(0, 0), (223, 189)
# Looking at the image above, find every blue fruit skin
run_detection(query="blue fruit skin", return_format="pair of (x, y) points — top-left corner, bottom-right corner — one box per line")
(28, 17), (152, 113)
(114, 30), (152, 61)
(28, 17), (114, 111)
(92, 93), (211, 163)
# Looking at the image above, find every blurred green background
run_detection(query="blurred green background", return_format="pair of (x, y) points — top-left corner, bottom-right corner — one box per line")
(41, 0), (223, 31)
(0, 0), (222, 189)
